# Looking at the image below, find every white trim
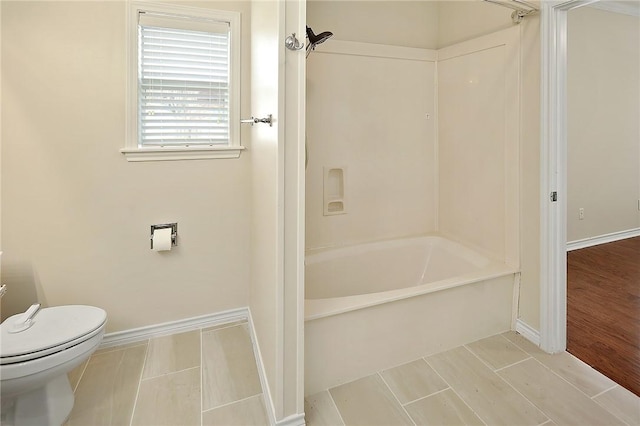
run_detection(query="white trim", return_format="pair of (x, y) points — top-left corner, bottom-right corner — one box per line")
(515, 319), (541, 346)
(540, 0), (600, 354)
(588, 1), (640, 16)
(284, 0), (307, 419)
(247, 309), (278, 426)
(120, 146), (245, 162)
(314, 39), (436, 62)
(275, 414), (306, 426)
(511, 273), (521, 330)
(567, 228), (640, 251)
(99, 307), (248, 349)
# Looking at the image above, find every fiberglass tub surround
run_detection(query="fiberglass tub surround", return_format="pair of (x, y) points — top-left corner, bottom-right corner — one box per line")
(304, 16), (522, 393)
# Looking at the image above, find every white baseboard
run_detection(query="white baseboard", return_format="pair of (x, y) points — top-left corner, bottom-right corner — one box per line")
(100, 307), (249, 349)
(275, 414), (306, 426)
(567, 228), (640, 252)
(246, 310), (306, 426)
(515, 319), (540, 346)
(247, 309), (279, 426)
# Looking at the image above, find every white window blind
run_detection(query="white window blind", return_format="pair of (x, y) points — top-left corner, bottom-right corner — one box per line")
(138, 13), (231, 147)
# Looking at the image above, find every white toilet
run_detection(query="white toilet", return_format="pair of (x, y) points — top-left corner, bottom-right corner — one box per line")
(0, 304), (107, 426)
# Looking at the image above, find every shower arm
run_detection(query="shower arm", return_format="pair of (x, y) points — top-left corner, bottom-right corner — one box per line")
(483, 0), (539, 23)
(306, 43), (315, 58)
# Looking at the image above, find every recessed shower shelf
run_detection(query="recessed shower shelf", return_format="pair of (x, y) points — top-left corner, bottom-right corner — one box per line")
(324, 167), (347, 216)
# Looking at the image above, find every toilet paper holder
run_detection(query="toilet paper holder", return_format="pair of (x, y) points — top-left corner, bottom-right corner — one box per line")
(150, 223), (178, 249)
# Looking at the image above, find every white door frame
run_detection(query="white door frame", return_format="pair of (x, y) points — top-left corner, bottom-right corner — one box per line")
(539, 0), (600, 353)
(283, 0), (306, 420)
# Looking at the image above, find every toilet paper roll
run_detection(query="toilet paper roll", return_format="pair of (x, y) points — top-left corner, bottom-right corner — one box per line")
(152, 228), (173, 251)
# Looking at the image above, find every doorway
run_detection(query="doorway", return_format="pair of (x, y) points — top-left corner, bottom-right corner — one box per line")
(541, 0), (640, 396)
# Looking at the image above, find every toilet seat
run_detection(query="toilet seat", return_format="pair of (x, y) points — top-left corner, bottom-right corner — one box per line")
(1, 305), (107, 365)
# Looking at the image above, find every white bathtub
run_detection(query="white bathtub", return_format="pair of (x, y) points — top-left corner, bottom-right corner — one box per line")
(304, 235), (517, 394)
(305, 235), (514, 320)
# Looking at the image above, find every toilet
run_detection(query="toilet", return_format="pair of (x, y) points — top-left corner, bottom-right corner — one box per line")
(0, 304), (107, 426)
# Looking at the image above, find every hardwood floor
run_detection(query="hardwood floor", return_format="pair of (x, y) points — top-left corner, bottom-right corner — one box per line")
(567, 236), (640, 397)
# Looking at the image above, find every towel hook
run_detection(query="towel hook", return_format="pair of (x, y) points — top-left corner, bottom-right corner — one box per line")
(285, 33), (304, 51)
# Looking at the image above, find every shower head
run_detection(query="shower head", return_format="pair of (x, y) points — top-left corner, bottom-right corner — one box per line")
(306, 26), (333, 58)
(306, 26), (333, 45)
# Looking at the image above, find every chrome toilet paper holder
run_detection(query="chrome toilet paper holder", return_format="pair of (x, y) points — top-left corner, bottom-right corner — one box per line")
(150, 223), (178, 249)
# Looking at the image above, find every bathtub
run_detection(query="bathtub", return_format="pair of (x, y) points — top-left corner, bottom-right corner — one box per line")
(304, 235), (517, 395)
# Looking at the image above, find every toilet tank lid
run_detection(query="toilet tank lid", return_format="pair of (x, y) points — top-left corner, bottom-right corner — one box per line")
(1, 305), (107, 358)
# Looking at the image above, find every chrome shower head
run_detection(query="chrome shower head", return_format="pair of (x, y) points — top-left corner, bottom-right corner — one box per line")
(306, 26), (333, 45)
(306, 26), (333, 58)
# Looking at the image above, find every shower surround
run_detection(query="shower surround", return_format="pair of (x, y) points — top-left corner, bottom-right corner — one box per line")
(305, 26), (521, 394)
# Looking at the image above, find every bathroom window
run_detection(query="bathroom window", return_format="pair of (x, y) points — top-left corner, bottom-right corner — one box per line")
(122, 2), (242, 161)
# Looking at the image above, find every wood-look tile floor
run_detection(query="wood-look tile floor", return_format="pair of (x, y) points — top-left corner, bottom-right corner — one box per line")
(567, 236), (640, 397)
(66, 324), (639, 426)
(65, 320), (268, 426)
(306, 332), (640, 426)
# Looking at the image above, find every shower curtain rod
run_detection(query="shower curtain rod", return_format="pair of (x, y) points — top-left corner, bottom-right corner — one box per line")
(483, 0), (539, 23)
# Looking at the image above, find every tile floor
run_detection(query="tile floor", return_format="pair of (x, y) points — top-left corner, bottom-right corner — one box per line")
(66, 323), (640, 426)
(305, 331), (640, 426)
(65, 320), (269, 426)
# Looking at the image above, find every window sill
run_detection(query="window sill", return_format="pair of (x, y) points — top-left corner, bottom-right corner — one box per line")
(120, 146), (245, 162)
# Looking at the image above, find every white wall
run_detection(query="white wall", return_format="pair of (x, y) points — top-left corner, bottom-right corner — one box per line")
(307, 1), (439, 49)
(437, 0), (513, 47)
(307, 0), (514, 50)
(248, 0), (281, 418)
(1, 0), (253, 332)
(567, 6), (640, 242)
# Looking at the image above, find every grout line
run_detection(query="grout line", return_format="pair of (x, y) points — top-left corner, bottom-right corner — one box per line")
(501, 331), (537, 355)
(325, 389), (347, 426)
(528, 353), (607, 400)
(316, 388), (348, 426)
(560, 353), (625, 398)
(463, 343), (500, 371)
(590, 387), (634, 426)
(401, 386), (451, 406)
(377, 372), (417, 426)
(591, 384), (618, 400)
(499, 333), (607, 399)
(129, 339), (150, 426)
(494, 356), (533, 372)
(72, 357), (91, 393)
(201, 393), (263, 414)
(497, 332), (534, 357)
(423, 356), (488, 426)
(491, 357), (552, 424)
(463, 339), (530, 373)
(140, 365), (201, 382)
